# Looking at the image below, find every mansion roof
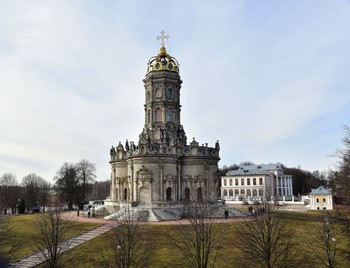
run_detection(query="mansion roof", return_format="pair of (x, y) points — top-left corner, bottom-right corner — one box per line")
(225, 163), (285, 176)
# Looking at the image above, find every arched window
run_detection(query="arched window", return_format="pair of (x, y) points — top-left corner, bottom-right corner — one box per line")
(229, 190), (233, 196)
(253, 189), (257, 196)
(240, 189), (245, 195)
(155, 108), (162, 122)
(185, 187), (190, 200)
(259, 189), (264, 196)
(124, 188), (128, 201)
(166, 187), (172, 201)
(166, 108), (173, 122)
(247, 190), (251, 196)
(223, 190), (228, 196)
(197, 187), (203, 200)
(235, 189), (239, 196)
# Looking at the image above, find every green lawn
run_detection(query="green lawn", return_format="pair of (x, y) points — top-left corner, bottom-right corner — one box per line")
(60, 211), (350, 268)
(7, 213), (100, 262)
(6, 210), (350, 267)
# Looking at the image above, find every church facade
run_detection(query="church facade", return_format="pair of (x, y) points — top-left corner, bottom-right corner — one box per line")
(108, 34), (220, 209)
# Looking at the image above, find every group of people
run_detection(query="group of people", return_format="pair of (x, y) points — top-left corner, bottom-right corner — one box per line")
(248, 205), (265, 217)
(77, 207), (96, 218)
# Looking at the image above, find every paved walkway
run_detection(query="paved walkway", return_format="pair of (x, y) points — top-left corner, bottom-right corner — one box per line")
(62, 210), (250, 225)
(10, 223), (113, 268)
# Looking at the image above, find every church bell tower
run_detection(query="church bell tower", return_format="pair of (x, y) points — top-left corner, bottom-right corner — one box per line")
(139, 31), (187, 150)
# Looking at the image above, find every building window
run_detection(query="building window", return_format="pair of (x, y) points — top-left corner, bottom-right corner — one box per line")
(185, 187), (190, 200)
(316, 198), (319, 203)
(247, 190), (251, 196)
(166, 187), (172, 201)
(240, 189), (245, 195)
(253, 178), (256, 185)
(229, 179), (232, 186)
(241, 178), (244, 186)
(166, 88), (173, 99)
(124, 188), (128, 200)
(259, 189), (263, 196)
(253, 189), (257, 196)
(259, 177), (263, 185)
(197, 187), (203, 200)
(223, 179), (227, 186)
(223, 190), (228, 196)
(247, 178), (250, 186)
(235, 179), (238, 186)
(229, 190), (233, 196)
(323, 197), (326, 203)
(235, 189), (239, 195)
(155, 88), (162, 98)
(155, 108), (162, 122)
(166, 108), (173, 122)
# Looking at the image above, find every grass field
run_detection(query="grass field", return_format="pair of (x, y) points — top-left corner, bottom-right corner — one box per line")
(7, 213), (100, 262)
(6, 210), (350, 267)
(60, 210), (349, 268)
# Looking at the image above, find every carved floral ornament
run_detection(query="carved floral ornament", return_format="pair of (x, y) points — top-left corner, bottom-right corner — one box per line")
(163, 174), (175, 182)
(137, 166), (153, 182)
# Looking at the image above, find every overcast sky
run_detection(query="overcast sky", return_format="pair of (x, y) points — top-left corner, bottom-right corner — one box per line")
(1, 0), (349, 183)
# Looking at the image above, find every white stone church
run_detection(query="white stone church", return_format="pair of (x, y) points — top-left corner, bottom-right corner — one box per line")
(105, 33), (223, 220)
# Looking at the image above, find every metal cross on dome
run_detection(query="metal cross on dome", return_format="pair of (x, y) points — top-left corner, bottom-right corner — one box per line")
(157, 30), (169, 47)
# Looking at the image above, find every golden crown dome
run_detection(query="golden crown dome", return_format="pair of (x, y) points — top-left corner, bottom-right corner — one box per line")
(146, 45), (179, 74)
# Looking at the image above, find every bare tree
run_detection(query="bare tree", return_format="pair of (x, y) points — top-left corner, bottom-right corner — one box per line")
(54, 162), (79, 210)
(34, 207), (75, 268)
(0, 215), (17, 266)
(0, 173), (18, 214)
(303, 217), (338, 268)
(332, 124), (350, 202)
(76, 159), (96, 203)
(22, 173), (47, 211)
(335, 211), (350, 262)
(38, 180), (51, 212)
(173, 201), (225, 268)
(100, 206), (151, 268)
(90, 180), (111, 200)
(54, 160), (96, 210)
(234, 203), (299, 268)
